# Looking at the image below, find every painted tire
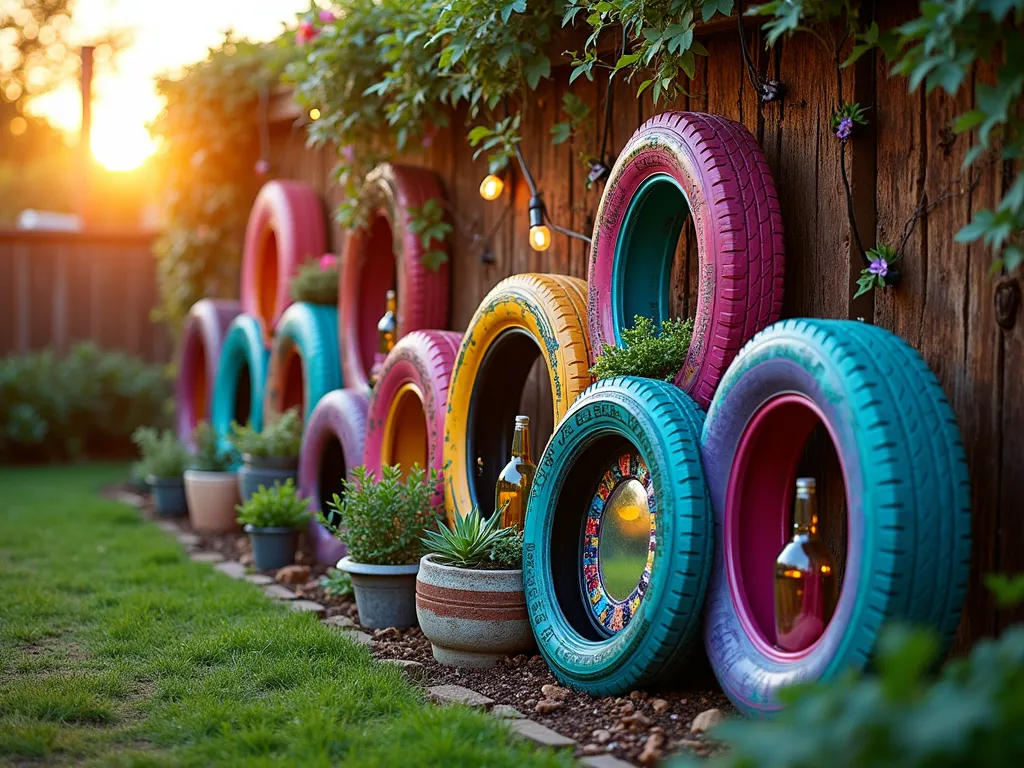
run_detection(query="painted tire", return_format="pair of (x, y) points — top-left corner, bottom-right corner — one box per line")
(175, 298), (241, 441)
(263, 302), (342, 424)
(339, 164), (451, 392)
(700, 318), (972, 717)
(298, 389), (370, 565)
(444, 274), (591, 525)
(523, 377), (712, 695)
(241, 180), (327, 346)
(363, 330), (461, 509)
(587, 111), (785, 409)
(211, 314), (270, 452)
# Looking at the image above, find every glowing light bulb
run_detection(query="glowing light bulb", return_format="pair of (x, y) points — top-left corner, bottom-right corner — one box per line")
(529, 224), (551, 252)
(479, 174), (504, 201)
(309, 108), (321, 121)
(616, 503), (641, 522)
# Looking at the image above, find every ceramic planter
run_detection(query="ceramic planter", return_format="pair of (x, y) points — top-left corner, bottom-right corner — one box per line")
(184, 469), (240, 533)
(237, 454), (298, 502)
(246, 525), (299, 570)
(338, 555), (419, 629)
(147, 475), (188, 517)
(416, 554), (535, 668)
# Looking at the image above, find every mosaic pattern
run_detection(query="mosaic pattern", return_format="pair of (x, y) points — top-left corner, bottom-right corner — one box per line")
(582, 452), (657, 633)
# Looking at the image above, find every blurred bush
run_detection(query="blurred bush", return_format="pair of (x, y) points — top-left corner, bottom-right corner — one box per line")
(0, 343), (169, 462)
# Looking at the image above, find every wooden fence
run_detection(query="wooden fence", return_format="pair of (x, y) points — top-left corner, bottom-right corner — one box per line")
(0, 229), (169, 363)
(266, 4), (1023, 649)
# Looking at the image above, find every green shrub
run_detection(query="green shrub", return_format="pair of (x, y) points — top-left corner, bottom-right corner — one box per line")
(289, 260), (339, 305)
(131, 427), (190, 479)
(235, 479), (311, 529)
(0, 344), (169, 461)
(590, 315), (694, 382)
(229, 408), (302, 460)
(323, 464), (437, 566)
(319, 568), (354, 598)
(421, 506), (521, 570)
(190, 421), (236, 472)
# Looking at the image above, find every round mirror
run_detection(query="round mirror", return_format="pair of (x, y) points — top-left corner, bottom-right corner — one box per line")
(599, 478), (653, 601)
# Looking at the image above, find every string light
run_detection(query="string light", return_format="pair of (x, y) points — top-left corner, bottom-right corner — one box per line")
(479, 173), (504, 201)
(528, 195), (551, 252)
(309, 107), (321, 121)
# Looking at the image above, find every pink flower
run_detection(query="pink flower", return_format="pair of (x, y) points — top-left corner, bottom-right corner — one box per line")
(296, 21), (317, 45)
(318, 10), (335, 23)
(254, 158), (270, 176)
(319, 254), (338, 271)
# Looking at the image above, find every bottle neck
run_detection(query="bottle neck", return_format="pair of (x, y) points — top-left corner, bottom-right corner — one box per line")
(510, 424), (531, 463)
(792, 493), (819, 537)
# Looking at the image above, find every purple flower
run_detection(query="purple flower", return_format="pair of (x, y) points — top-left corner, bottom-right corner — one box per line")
(868, 258), (888, 278)
(318, 10), (336, 23)
(835, 116), (853, 140)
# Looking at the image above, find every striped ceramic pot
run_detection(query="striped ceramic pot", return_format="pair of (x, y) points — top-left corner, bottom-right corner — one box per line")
(415, 554), (535, 668)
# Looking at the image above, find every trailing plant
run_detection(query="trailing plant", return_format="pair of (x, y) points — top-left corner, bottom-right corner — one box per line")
(590, 315), (695, 382)
(421, 505), (520, 570)
(190, 421), (236, 472)
(235, 479), (312, 528)
(289, 255), (339, 305)
(132, 427), (191, 479)
(322, 464), (438, 566)
(229, 408), (302, 460)
(0, 343), (169, 462)
(319, 568), (354, 598)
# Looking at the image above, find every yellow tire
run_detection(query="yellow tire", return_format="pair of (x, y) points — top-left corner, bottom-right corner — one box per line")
(443, 273), (592, 526)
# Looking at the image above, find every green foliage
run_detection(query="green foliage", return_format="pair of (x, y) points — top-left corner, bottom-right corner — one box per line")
(421, 506), (520, 569)
(189, 421), (236, 472)
(323, 464), (438, 566)
(590, 315), (694, 381)
(235, 479), (311, 528)
(551, 92), (592, 146)
(319, 568), (354, 598)
(150, 34), (289, 335)
(131, 427), (190, 479)
(289, 261), (339, 305)
(986, 573), (1024, 608)
(407, 198), (453, 270)
(0, 344), (169, 462)
(854, 243), (901, 299)
(229, 408), (302, 459)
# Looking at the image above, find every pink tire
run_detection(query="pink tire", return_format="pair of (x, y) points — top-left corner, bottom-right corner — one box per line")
(338, 164), (451, 392)
(175, 298), (241, 442)
(241, 180), (327, 347)
(298, 388), (370, 566)
(587, 111), (785, 409)
(363, 330), (461, 510)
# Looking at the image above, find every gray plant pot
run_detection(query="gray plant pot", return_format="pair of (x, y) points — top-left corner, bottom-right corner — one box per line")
(147, 475), (188, 517)
(245, 525), (299, 571)
(337, 555), (420, 630)
(415, 554), (534, 668)
(238, 454), (298, 503)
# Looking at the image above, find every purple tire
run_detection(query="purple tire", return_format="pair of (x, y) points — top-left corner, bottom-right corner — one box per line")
(298, 388), (370, 565)
(176, 299), (241, 442)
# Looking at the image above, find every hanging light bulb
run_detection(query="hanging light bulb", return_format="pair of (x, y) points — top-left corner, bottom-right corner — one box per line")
(528, 195), (551, 252)
(479, 174), (504, 201)
(309, 107), (321, 121)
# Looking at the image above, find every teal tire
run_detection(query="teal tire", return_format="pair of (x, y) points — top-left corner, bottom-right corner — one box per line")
(212, 314), (269, 453)
(264, 302), (342, 424)
(523, 377), (713, 695)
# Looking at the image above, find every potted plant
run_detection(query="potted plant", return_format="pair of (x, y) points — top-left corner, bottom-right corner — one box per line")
(235, 479), (311, 570)
(230, 407), (302, 502)
(131, 427), (191, 517)
(184, 421), (240, 533)
(417, 507), (534, 667)
(322, 464), (436, 629)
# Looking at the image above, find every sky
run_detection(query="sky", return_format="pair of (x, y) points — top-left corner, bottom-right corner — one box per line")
(28, 0), (312, 170)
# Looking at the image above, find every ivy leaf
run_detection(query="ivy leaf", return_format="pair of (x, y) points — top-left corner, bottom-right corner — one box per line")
(467, 125), (494, 144)
(1003, 245), (1024, 273)
(524, 55), (551, 90)
(550, 121), (572, 145)
(501, 0), (527, 24)
(703, 0), (734, 23)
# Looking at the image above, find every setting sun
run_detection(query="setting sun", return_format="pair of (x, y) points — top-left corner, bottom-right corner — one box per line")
(90, 113), (157, 171)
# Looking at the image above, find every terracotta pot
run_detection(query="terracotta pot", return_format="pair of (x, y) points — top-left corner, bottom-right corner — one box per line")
(415, 554), (535, 668)
(184, 469), (240, 533)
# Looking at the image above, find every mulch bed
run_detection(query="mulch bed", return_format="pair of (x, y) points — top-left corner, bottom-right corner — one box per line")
(123, 487), (732, 765)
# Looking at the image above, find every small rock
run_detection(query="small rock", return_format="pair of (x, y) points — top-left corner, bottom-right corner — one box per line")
(618, 700), (635, 715)
(638, 732), (665, 765)
(244, 573), (273, 586)
(651, 697), (670, 713)
(492, 705), (525, 719)
(176, 532), (200, 547)
(239, 552), (254, 566)
(648, 726), (665, 736)
(541, 684), (569, 701)
(580, 756), (636, 768)
(374, 627), (401, 641)
(535, 699), (564, 714)
(511, 654), (529, 667)
(691, 707), (724, 734)
(580, 744), (605, 755)
(523, 698), (537, 709)
(622, 712), (652, 730)
(508, 719), (576, 748)
(322, 615), (358, 630)
(214, 561), (246, 579)
(382, 658), (427, 684)
(275, 564), (311, 584)
(592, 729), (612, 744)
(674, 738), (706, 750)
(288, 599), (326, 616)
(189, 551), (224, 563)
(629, 690), (648, 701)
(351, 631), (374, 645)
(263, 584), (296, 600)
(428, 685), (494, 709)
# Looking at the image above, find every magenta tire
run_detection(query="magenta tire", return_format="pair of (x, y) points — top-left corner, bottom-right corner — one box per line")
(175, 298), (241, 442)
(587, 111), (785, 409)
(298, 388), (369, 565)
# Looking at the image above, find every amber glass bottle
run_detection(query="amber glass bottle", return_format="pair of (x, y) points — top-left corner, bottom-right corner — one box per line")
(495, 415), (536, 531)
(773, 477), (839, 652)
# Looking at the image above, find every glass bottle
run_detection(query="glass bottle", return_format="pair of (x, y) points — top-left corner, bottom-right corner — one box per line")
(495, 415), (536, 531)
(370, 289), (397, 387)
(773, 477), (839, 652)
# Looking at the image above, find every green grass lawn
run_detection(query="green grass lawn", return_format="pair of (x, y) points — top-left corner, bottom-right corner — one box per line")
(0, 464), (571, 767)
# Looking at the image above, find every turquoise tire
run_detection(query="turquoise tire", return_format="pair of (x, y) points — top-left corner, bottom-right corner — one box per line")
(211, 314), (269, 453)
(523, 376), (713, 695)
(264, 302), (342, 423)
